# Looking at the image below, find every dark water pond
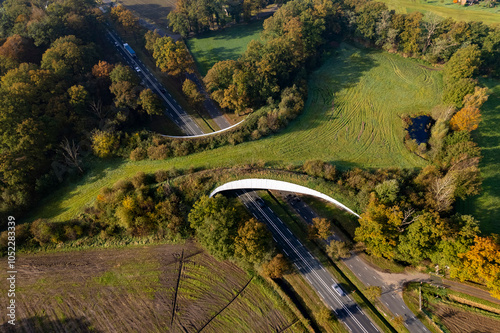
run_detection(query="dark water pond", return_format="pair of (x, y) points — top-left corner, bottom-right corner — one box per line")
(408, 115), (433, 144)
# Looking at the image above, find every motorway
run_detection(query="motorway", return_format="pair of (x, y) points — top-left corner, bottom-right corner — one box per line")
(281, 192), (430, 333)
(105, 28), (204, 136)
(237, 190), (380, 333)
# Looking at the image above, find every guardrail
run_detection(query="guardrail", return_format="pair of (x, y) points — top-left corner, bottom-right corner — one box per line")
(159, 119), (245, 139)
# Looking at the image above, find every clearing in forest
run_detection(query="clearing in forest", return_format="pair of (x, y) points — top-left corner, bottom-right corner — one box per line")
(186, 20), (264, 76)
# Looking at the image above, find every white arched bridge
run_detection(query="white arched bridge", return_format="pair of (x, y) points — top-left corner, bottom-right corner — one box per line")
(209, 178), (360, 217)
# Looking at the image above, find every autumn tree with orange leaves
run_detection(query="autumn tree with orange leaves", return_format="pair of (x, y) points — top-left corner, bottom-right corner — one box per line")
(456, 236), (500, 299)
(449, 87), (489, 132)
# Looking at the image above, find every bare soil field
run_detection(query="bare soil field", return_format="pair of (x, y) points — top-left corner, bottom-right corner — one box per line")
(433, 303), (500, 333)
(0, 242), (304, 332)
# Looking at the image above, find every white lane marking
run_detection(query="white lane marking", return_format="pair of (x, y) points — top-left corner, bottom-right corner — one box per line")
(318, 291), (324, 299)
(243, 192), (370, 333)
(370, 322), (379, 331)
(372, 275), (377, 279)
(283, 249), (289, 256)
(364, 267), (368, 270)
(401, 305), (405, 309)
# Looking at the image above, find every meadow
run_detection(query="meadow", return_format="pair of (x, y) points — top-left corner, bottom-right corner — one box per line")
(379, 0), (500, 25)
(28, 43), (445, 226)
(0, 242), (305, 332)
(186, 20), (264, 75)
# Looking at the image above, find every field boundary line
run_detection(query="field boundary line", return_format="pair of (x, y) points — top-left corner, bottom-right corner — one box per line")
(171, 249), (185, 326)
(196, 276), (254, 332)
(277, 318), (299, 332)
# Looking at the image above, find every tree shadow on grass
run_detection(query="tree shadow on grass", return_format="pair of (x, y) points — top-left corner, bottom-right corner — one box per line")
(459, 78), (500, 234)
(271, 44), (380, 137)
(123, 3), (174, 29)
(1, 315), (102, 333)
(25, 158), (125, 223)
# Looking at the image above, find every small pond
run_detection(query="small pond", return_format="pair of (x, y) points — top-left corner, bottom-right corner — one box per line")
(407, 115), (433, 144)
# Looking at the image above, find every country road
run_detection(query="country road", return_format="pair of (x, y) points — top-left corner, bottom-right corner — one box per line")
(237, 190), (381, 333)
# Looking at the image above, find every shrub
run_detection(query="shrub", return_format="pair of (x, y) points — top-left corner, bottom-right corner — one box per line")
(129, 147), (147, 161)
(155, 170), (169, 183)
(131, 171), (147, 189)
(147, 144), (170, 160)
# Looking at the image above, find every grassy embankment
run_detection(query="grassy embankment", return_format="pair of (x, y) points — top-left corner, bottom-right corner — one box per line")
(29, 44), (444, 227)
(379, 0), (500, 25)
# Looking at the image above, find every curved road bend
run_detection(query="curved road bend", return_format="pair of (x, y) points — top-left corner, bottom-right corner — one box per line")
(237, 190), (380, 333)
(106, 29), (204, 136)
(282, 192), (430, 333)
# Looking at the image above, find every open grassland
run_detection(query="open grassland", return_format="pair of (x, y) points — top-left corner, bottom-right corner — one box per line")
(0, 242), (305, 332)
(29, 44), (443, 225)
(117, 0), (177, 30)
(458, 79), (500, 235)
(379, 0), (500, 25)
(186, 20), (264, 76)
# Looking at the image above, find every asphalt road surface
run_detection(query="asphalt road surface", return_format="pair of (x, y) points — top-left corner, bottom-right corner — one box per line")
(237, 190), (380, 333)
(282, 192), (430, 333)
(105, 28), (204, 136)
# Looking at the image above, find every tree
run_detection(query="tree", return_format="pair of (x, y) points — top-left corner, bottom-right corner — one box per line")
(139, 89), (163, 116)
(153, 37), (194, 77)
(311, 217), (332, 240)
(354, 195), (403, 259)
(92, 60), (114, 79)
(375, 179), (400, 204)
(182, 78), (204, 106)
(59, 138), (83, 173)
(365, 286), (382, 301)
(234, 218), (272, 264)
(442, 45), (482, 107)
(144, 29), (161, 53)
(111, 5), (137, 28)
(449, 86), (488, 132)
(457, 236), (500, 299)
(188, 195), (239, 260)
(91, 129), (119, 158)
(261, 254), (290, 279)
(326, 240), (351, 259)
(41, 35), (96, 77)
(109, 64), (138, 85)
(397, 211), (447, 264)
(110, 80), (138, 109)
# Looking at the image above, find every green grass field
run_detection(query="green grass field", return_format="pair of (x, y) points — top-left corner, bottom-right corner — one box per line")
(458, 79), (500, 235)
(186, 20), (264, 75)
(379, 0), (500, 25)
(29, 44), (444, 226)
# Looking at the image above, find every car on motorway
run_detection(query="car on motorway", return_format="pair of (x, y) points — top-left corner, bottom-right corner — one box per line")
(256, 198), (265, 207)
(134, 66), (141, 73)
(160, 88), (167, 93)
(332, 283), (346, 296)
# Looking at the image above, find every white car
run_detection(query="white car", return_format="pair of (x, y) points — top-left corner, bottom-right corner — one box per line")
(332, 283), (346, 296)
(134, 66), (141, 73)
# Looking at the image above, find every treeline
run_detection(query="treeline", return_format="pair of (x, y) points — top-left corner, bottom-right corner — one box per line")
(0, 167), (290, 275)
